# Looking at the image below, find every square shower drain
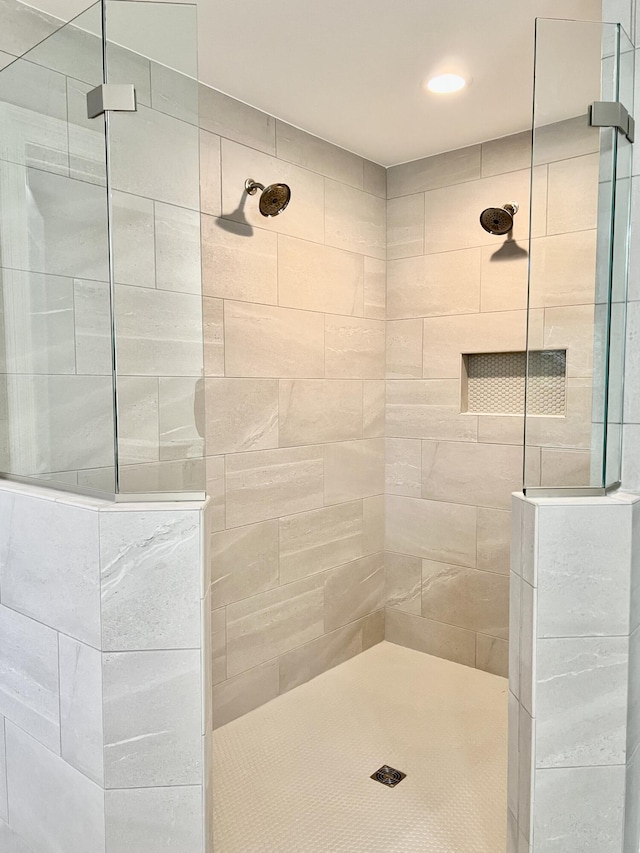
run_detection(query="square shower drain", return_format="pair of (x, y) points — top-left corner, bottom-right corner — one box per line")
(370, 765), (406, 788)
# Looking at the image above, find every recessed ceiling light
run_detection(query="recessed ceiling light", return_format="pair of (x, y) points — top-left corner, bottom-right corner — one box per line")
(426, 73), (467, 94)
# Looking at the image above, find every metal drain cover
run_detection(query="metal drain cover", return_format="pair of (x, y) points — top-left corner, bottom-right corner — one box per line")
(370, 765), (406, 788)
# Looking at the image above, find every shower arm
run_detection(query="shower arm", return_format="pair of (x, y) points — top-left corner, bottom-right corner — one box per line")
(245, 178), (265, 195)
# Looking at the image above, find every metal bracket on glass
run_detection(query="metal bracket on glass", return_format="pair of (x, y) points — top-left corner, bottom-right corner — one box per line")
(86, 84), (137, 119)
(589, 101), (635, 143)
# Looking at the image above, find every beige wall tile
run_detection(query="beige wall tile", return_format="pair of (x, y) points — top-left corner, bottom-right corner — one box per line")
(385, 551), (422, 614)
(226, 574), (324, 676)
(278, 235), (364, 316)
(224, 301), (324, 378)
(324, 553), (385, 632)
(482, 131), (531, 177)
(116, 376), (159, 465)
(387, 249), (481, 319)
(423, 167), (546, 254)
(158, 376), (204, 462)
(525, 380), (592, 449)
(387, 145), (481, 198)
(480, 244), (529, 312)
(540, 448), (592, 488)
(212, 661), (279, 729)
(221, 139), (324, 242)
(324, 179), (386, 259)
(199, 85), (275, 155)
(211, 606), (226, 686)
(422, 309), (541, 379)
(478, 415), (524, 445)
(225, 445), (323, 527)
(386, 380), (478, 441)
(203, 297), (224, 377)
(363, 161), (386, 198)
(206, 455), (225, 533)
(385, 438), (422, 497)
(422, 440), (523, 510)
(211, 520), (279, 608)
(543, 304), (595, 377)
(201, 215), (277, 304)
(204, 378), (278, 455)
(279, 501), (364, 584)
(363, 495), (385, 556)
(324, 439), (384, 504)
(476, 634), (508, 678)
(387, 319), (423, 379)
(546, 153), (599, 235)
(279, 611), (383, 694)
(385, 607), (476, 667)
(385, 495), (477, 566)
(276, 121), (364, 188)
(529, 231), (596, 308)
(387, 194), (424, 259)
(422, 560), (509, 639)
(325, 315), (385, 379)
(279, 379), (363, 446)
(363, 381), (385, 438)
(534, 116), (599, 166)
(477, 507), (511, 575)
(200, 129), (221, 217)
(363, 257), (386, 319)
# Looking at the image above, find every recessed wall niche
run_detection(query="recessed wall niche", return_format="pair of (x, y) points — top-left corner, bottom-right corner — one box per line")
(462, 350), (567, 416)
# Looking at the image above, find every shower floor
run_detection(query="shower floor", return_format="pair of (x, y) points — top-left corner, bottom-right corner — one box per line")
(212, 641), (508, 852)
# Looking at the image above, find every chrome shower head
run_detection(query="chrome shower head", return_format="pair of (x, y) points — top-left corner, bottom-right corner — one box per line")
(480, 202), (519, 235)
(245, 178), (292, 217)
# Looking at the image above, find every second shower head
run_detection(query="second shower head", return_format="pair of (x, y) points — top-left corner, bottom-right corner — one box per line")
(480, 202), (519, 236)
(245, 178), (291, 217)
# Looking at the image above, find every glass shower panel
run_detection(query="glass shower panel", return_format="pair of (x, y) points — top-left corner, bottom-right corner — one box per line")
(104, 0), (205, 498)
(523, 19), (634, 494)
(0, 4), (116, 493)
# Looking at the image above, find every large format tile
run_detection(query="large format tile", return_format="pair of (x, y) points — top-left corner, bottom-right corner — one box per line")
(211, 520), (279, 607)
(279, 379), (363, 445)
(387, 145), (481, 197)
(482, 131), (531, 177)
(199, 84), (275, 155)
(226, 575), (325, 676)
(536, 503), (632, 637)
(477, 508), (511, 575)
(278, 235), (364, 315)
(73, 279), (112, 375)
(535, 636), (628, 768)
(385, 608), (476, 667)
(363, 257), (386, 319)
(385, 437), (422, 498)
(203, 297), (224, 378)
(154, 202), (201, 294)
(279, 501), (364, 584)
(324, 179), (386, 259)
(533, 765), (625, 853)
(325, 315), (385, 378)
(324, 439), (384, 504)
(109, 106), (200, 210)
(476, 634), (508, 677)
(213, 661), (279, 728)
(421, 441), (523, 510)
(221, 139), (324, 242)
(116, 377), (159, 466)
(111, 191), (155, 289)
(100, 510), (201, 651)
(386, 319), (423, 379)
(103, 649), (202, 788)
(59, 635), (103, 786)
(158, 377), (204, 463)
(115, 285), (203, 377)
(0, 493), (101, 646)
(363, 380), (385, 438)
(529, 231), (597, 308)
(386, 380), (478, 442)
(279, 610), (383, 693)
(205, 378), (278, 454)
(105, 786), (203, 853)
(5, 721), (105, 853)
(480, 243), (529, 313)
(324, 553), (385, 631)
(224, 301), (324, 378)
(387, 249), (481, 319)
(387, 193), (424, 259)
(385, 495), (477, 566)
(546, 153), (599, 235)
(385, 551), (422, 614)
(201, 216), (277, 304)
(0, 717), (5, 823)
(0, 819), (33, 853)
(200, 129), (222, 217)
(0, 604), (59, 753)
(225, 445), (324, 527)
(276, 121), (364, 188)
(421, 561), (509, 639)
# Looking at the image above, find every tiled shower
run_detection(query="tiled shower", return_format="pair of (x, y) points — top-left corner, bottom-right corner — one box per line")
(0, 0), (639, 851)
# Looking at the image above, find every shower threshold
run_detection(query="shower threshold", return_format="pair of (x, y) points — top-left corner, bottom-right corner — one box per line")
(212, 641), (508, 852)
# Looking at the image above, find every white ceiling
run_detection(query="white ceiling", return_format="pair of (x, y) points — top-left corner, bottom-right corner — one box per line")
(27, 0), (603, 165)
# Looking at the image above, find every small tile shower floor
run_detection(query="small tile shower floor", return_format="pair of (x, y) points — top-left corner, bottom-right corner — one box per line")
(213, 641), (508, 852)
